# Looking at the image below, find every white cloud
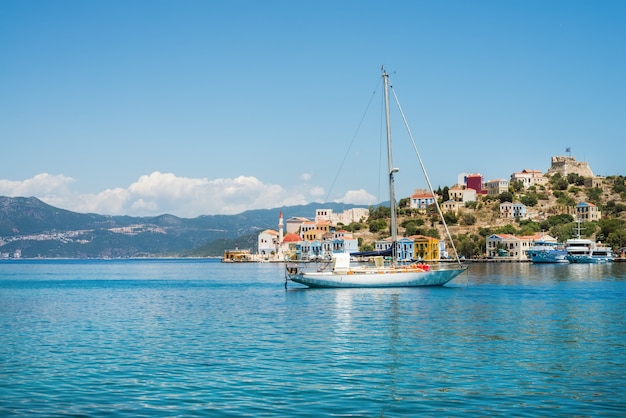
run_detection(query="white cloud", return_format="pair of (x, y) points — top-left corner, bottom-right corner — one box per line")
(0, 172), (316, 217)
(335, 189), (377, 205)
(0, 173), (76, 196)
(300, 173), (312, 181)
(309, 186), (325, 198)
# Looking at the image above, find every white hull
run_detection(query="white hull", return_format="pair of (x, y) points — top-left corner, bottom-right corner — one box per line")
(566, 250), (614, 264)
(567, 256), (612, 264)
(288, 267), (466, 288)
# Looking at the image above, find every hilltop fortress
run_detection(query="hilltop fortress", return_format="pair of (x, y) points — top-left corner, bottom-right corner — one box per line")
(546, 156), (594, 178)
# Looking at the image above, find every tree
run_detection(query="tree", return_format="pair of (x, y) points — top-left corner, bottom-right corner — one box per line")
(401, 218), (424, 228)
(454, 233), (485, 258)
(403, 221), (418, 236)
(369, 205), (390, 220)
(567, 173), (585, 186)
(345, 222), (362, 232)
(368, 219), (387, 233)
(607, 229), (626, 250)
(518, 219), (540, 235)
(598, 219), (623, 243)
(460, 213), (476, 226)
(499, 191), (513, 203)
(511, 180), (524, 193)
(549, 172), (562, 185)
(443, 212), (458, 225)
(556, 178), (569, 190)
(586, 187), (602, 204)
(604, 200), (626, 217)
(435, 186), (450, 201)
(520, 194), (538, 207)
(478, 227), (492, 237)
(550, 223), (574, 242)
(612, 176), (626, 194)
(546, 213), (574, 227)
(495, 224), (518, 234)
(556, 194), (576, 207)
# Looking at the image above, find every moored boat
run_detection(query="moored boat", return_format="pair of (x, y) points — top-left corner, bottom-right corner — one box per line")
(526, 239), (568, 263)
(566, 245), (614, 263)
(286, 68), (467, 288)
(564, 220), (614, 263)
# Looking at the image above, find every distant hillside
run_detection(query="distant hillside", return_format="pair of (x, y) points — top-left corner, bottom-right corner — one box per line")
(0, 196), (366, 258)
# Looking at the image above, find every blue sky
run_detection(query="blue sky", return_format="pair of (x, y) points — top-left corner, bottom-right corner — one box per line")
(1, 1), (624, 217)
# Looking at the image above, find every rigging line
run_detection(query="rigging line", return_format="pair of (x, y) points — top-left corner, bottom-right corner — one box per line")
(324, 78), (381, 203)
(390, 85), (464, 269)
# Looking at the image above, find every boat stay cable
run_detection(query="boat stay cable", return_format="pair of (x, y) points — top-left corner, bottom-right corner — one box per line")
(323, 78), (382, 203)
(390, 86), (464, 269)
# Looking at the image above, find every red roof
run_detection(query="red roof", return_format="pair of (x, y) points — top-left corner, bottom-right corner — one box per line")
(282, 233), (302, 243)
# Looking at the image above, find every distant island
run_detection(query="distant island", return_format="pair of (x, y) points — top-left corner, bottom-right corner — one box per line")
(0, 197), (364, 259)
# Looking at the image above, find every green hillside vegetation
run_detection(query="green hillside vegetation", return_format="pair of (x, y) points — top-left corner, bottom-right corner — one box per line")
(344, 174), (626, 259)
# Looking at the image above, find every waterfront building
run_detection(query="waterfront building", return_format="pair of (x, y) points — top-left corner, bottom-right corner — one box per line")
(412, 235), (440, 261)
(372, 235), (440, 262)
(285, 216), (309, 234)
(223, 248), (253, 262)
(282, 233), (302, 260)
(486, 233), (545, 260)
(258, 229), (280, 257)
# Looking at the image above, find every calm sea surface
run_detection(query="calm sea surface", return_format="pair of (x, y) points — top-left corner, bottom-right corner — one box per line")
(1, 259), (625, 417)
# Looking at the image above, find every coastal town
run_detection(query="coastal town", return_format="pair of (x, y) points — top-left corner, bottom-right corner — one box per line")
(224, 155), (625, 263)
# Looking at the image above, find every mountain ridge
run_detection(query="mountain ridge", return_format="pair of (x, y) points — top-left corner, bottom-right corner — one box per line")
(0, 196), (367, 258)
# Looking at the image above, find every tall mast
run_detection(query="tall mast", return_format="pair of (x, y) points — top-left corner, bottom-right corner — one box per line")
(383, 68), (398, 265)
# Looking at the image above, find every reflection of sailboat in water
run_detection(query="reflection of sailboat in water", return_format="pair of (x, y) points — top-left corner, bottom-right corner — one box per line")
(286, 68), (467, 288)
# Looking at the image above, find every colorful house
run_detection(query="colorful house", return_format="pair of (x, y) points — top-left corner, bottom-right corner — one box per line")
(412, 235), (440, 261)
(410, 189), (437, 210)
(465, 173), (486, 195)
(576, 202), (601, 222)
(485, 178), (510, 196)
(500, 201), (527, 219)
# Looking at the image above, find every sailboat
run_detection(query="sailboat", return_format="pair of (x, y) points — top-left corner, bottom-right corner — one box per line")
(285, 68), (467, 288)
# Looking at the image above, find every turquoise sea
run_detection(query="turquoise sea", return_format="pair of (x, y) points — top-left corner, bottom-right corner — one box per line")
(1, 259), (625, 417)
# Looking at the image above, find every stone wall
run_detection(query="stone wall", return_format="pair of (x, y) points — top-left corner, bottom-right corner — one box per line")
(546, 156), (594, 178)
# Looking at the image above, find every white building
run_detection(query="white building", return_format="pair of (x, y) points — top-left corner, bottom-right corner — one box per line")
(314, 208), (369, 225)
(410, 190), (437, 210)
(448, 185), (476, 203)
(511, 169), (548, 188)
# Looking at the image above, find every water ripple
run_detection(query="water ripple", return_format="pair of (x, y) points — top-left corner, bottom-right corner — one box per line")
(1, 260), (625, 416)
